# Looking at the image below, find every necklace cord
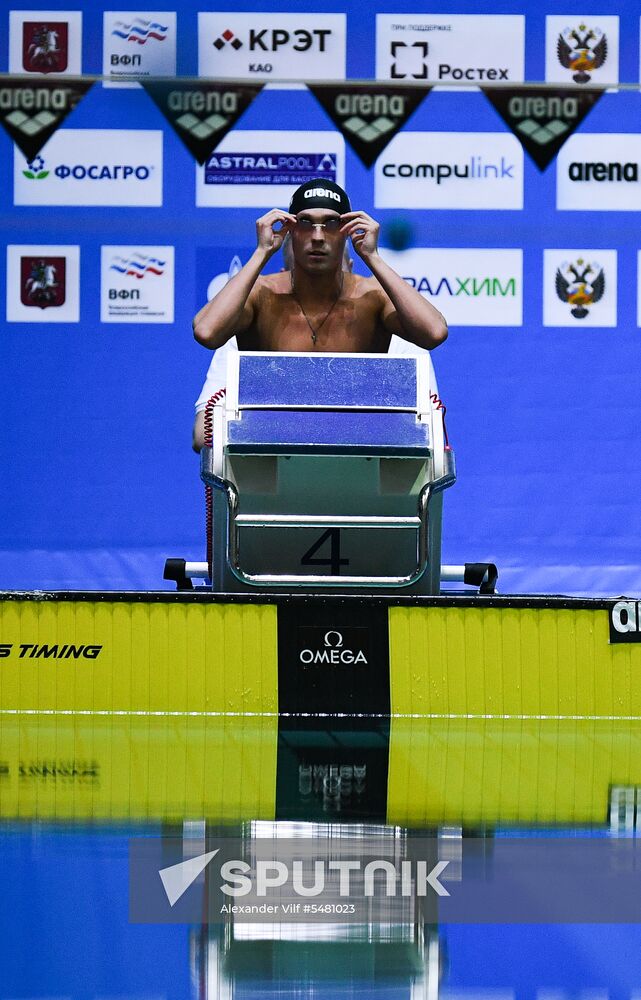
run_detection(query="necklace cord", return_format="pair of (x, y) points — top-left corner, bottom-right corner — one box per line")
(291, 271), (344, 344)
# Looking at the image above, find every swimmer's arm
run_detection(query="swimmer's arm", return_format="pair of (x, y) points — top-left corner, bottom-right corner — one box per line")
(341, 210), (448, 350)
(193, 209), (296, 349)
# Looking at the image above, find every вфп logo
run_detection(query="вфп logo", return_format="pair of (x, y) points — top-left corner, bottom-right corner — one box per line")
(109, 251), (165, 278)
(555, 257), (605, 319)
(22, 22), (68, 73)
(111, 17), (168, 44)
(557, 24), (607, 84)
(390, 41), (428, 79)
(20, 256), (66, 309)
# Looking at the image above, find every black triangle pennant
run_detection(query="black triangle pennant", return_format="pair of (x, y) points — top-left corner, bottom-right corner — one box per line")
(307, 83), (430, 169)
(482, 86), (604, 171)
(0, 76), (94, 161)
(141, 80), (264, 166)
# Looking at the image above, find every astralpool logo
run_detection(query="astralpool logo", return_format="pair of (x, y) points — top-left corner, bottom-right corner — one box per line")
(204, 152), (337, 186)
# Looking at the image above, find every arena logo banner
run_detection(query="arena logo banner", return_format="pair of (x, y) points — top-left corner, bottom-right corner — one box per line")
(307, 84), (430, 169)
(482, 86), (604, 171)
(556, 133), (641, 212)
(0, 77), (94, 162)
(141, 80), (264, 165)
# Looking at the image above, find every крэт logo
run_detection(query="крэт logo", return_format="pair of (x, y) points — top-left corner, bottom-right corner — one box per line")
(20, 256), (66, 309)
(22, 22), (68, 73)
(557, 24), (607, 84)
(555, 257), (605, 319)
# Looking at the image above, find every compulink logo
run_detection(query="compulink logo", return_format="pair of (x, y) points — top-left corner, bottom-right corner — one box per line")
(557, 23), (607, 84)
(111, 17), (168, 44)
(555, 258), (605, 319)
(382, 156), (515, 183)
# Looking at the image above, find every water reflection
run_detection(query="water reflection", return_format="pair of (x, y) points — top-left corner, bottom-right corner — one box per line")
(1, 714), (641, 998)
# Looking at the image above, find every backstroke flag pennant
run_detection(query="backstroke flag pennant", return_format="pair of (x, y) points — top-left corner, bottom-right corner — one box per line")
(0, 76), (94, 161)
(307, 83), (431, 168)
(141, 80), (264, 165)
(482, 86), (604, 171)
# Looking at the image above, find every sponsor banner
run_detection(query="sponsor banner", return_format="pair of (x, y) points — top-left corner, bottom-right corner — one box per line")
(483, 86), (603, 171)
(609, 600), (641, 643)
(376, 14), (524, 87)
(374, 131), (523, 210)
(546, 15), (619, 87)
(6, 244), (80, 322)
(9, 9), (82, 75)
(557, 134), (641, 211)
(100, 245), (174, 323)
(0, 77), (94, 162)
(198, 12), (346, 81)
(102, 11), (177, 88)
(141, 80), (264, 165)
(307, 84), (430, 169)
(638, 251), (641, 327)
(196, 130), (345, 208)
(543, 249), (616, 327)
(379, 248), (523, 327)
(13, 128), (163, 206)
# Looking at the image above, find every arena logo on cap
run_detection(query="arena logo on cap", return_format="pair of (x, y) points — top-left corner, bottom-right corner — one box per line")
(6, 243), (79, 323)
(198, 13), (346, 80)
(304, 187), (341, 202)
(557, 134), (641, 211)
(376, 14), (524, 87)
(9, 10), (82, 75)
(543, 248), (617, 327)
(545, 16), (619, 88)
(103, 11), (177, 88)
(379, 247), (523, 327)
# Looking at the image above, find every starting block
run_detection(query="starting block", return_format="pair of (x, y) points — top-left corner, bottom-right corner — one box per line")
(198, 351), (457, 594)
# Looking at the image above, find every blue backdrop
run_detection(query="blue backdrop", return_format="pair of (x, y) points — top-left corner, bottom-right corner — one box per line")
(1, 0), (640, 596)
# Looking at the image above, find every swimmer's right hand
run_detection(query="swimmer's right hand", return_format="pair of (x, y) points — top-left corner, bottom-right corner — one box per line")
(256, 209), (297, 255)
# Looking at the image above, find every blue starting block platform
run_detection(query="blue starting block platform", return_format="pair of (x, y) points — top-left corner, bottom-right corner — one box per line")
(194, 351), (457, 594)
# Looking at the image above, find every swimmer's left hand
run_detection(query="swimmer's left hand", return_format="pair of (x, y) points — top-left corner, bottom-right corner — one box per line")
(340, 211), (379, 261)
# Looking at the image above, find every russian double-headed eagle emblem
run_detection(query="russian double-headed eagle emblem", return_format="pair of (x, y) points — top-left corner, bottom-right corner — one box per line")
(557, 24), (607, 84)
(555, 258), (605, 319)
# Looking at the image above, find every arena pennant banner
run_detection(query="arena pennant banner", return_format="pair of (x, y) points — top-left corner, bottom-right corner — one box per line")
(141, 80), (264, 165)
(482, 86), (604, 171)
(0, 76), (94, 162)
(307, 83), (430, 169)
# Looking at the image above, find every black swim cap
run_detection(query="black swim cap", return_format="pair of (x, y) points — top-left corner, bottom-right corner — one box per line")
(289, 178), (351, 215)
